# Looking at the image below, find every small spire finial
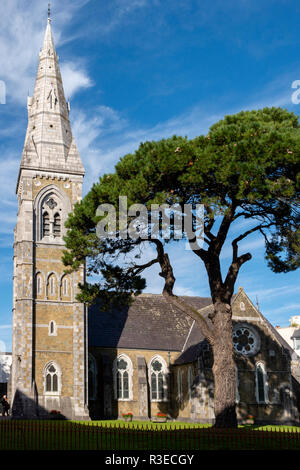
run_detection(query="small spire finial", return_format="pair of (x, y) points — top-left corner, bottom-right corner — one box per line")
(48, 3), (51, 22)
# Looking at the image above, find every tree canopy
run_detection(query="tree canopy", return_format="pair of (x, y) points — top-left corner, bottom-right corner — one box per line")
(64, 107), (299, 301)
(63, 107), (300, 427)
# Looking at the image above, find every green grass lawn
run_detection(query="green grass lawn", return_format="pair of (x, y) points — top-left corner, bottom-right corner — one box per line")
(78, 419), (210, 429)
(77, 419), (300, 432)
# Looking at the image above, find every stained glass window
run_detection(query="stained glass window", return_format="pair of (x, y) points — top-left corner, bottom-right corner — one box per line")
(257, 364), (266, 402)
(150, 358), (165, 401)
(45, 363), (59, 393)
(88, 355), (97, 401)
(116, 357), (131, 399)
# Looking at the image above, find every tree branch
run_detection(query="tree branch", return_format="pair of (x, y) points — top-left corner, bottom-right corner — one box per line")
(127, 258), (160, 276)
(204, 203), (216, 241)
(213, 203), (237, 255)
(151, 239), (215, 343)
(231, 223), (273, 261)
(224, 252), (252, 295)
(162, 290), (215, 345)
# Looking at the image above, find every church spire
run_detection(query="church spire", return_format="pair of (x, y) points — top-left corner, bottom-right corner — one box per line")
(18, 11), (84, 189)
(42, 7), (56, 57)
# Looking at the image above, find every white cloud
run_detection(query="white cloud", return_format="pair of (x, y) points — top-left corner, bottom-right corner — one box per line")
(0, 0), (91, 104)
(220, 235), (265, 261)
(70, 66), (299, 195)
(0, 157), (19, 235)
(247, 284), (300, 301)
(99, 0), (148, 34)
(266, 303), (300, 316)
(61, 62), (92, 99)
(173, 286), (202, 297)
(69, 103), (221, 195)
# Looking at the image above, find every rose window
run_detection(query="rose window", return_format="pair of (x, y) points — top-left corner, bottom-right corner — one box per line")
(233, 325), (259, 356)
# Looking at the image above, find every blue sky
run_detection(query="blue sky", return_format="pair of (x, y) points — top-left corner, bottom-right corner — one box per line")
(0, 0), (299, 351)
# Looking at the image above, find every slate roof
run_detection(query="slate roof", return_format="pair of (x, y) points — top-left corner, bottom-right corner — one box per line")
(88, 294), (211, 352)
(88, 291), (299, 364)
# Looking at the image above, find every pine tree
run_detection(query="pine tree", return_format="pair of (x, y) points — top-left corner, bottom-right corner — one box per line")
(63, 107), (300, 427)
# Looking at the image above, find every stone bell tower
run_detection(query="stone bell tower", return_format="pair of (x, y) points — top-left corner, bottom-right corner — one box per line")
(11, 13), (89, 419)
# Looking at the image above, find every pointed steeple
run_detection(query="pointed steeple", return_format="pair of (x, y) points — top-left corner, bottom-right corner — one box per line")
(19, 14), (84, 183)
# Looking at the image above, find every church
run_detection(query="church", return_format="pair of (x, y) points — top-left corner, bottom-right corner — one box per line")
(9, 15), (300, 424)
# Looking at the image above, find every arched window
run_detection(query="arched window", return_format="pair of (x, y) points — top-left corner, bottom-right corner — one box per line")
(114, 355), (133, 400)
(48, 274), (56, 297)
(44, 362), (60, 395)
(255, 362), (268, 403)
(42, 212), (50, 237)
(50, 277), (54, 295)
(34, 186), (71, 242)
(177, 369), (183, 403)
(62, 277), (69, 297)
(188, 366), (194, 400)
(235, 366), (240, 404)
(36, 274), (43, 295)
(60, 275), (71, 300)
(53, 212), (61, 238)
(149, 356), (168, 402)
(280, 385), (292, 419)
(88, 354), (98, 401)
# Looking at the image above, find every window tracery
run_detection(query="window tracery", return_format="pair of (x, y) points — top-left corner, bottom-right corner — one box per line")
(149, 356), (168, 402)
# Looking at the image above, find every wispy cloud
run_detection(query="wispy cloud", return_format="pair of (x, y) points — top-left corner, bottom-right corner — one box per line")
(61, 62), (93, 99)
(0, 0), (91, 104)
(70, 66), (299, 195)
(0, 157), (19, 235)
(91, 0), (149, 35)
(247, 284), (300, 301)
(266, 303), (300, 316)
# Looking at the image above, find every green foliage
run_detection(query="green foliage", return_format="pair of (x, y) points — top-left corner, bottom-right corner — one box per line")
(63, 107), (300, 304)
(76, 262), (146, 309)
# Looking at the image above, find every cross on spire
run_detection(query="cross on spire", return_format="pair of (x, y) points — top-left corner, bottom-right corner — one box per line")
(48, 3), (51, 22)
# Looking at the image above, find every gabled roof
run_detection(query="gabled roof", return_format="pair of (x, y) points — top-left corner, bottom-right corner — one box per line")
(88, 290), (299, 364)
(88, 294), (211, 351)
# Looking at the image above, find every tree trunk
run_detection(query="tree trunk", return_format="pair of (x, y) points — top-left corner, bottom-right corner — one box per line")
(211, 303), (237, 428)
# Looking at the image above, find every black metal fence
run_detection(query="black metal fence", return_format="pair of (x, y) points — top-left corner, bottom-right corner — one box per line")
(0, 420), (299, 450)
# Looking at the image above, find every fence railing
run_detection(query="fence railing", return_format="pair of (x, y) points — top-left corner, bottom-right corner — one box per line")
(0, 420), (299, 450)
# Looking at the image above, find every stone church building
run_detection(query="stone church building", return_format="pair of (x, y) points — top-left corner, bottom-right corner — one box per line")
(9, 17), (300, 424)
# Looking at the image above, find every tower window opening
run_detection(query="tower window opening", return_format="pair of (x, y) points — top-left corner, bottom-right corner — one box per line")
(42, 212), (50, 237)
(48, 320), (57, 336)
(53, 213), (61, 237)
